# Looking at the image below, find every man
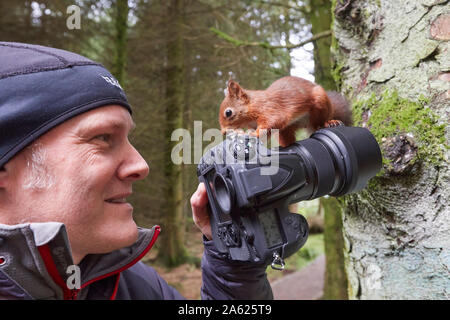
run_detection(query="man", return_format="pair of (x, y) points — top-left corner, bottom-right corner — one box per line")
(0, 42), (272, 300)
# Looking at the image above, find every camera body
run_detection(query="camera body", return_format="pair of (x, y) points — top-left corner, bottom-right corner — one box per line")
(197, 126), (382, 267)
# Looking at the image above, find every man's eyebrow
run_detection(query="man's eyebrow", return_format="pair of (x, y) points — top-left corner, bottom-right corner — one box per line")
(78, 119), (136, 135)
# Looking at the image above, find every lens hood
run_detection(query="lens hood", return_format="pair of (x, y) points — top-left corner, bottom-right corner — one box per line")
(311, 126), (382, 196)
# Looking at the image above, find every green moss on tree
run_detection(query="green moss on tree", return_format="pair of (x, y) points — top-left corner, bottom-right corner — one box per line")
(352, 91), (447, 170)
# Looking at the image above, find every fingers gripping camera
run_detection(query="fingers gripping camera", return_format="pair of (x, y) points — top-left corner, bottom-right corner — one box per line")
(197, 126), (382, 269)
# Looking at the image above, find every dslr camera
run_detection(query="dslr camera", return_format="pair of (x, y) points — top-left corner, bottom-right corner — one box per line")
(197, 125), (381, 269)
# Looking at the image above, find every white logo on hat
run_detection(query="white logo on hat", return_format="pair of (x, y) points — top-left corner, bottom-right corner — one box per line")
(101, 76), (123, 90)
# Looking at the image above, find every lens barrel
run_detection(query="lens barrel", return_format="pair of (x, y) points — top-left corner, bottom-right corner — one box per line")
(288, 126), (381, 199)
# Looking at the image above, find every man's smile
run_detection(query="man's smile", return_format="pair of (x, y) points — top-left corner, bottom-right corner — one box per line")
(105, 198), (126, 203)
(105, 192), (132, 207)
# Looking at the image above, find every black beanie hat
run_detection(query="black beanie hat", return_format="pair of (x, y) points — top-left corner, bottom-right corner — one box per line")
(0, 42), (132, 168)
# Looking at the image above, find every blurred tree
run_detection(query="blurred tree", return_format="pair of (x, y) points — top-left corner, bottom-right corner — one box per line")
(309, 0), (335, 90)
(161, 0), (189, 266)
(112, 0), (129, 83)
(308, 0), (348, 300)
(0, 0), (120, 61)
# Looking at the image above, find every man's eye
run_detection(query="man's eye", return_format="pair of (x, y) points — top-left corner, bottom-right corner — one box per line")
(93, 134), (111, 143)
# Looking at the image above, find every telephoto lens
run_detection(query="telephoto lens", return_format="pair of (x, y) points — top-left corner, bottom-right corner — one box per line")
(282, 125), (382, 200)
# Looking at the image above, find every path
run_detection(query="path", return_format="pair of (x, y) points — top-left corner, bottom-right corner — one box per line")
(271, 254), (325, 300)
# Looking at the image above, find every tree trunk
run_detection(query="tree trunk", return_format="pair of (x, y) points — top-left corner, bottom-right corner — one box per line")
(310, 0), (337, 91)
(332, 0), (450, 299)
(309, 0), (349, 300)
(161, 0), (188, 267)
(322, 197), (348, 299)
(113, 0), (129, 84)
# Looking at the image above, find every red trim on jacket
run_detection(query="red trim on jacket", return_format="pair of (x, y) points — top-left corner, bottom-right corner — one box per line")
(80, 226), (161, 290)
(37, 226), (160, 300)
(110, 273), (121, 300)
(37, 244), (79, 300)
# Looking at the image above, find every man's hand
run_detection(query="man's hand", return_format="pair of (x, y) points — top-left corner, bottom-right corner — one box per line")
(190, 182), (212, 240)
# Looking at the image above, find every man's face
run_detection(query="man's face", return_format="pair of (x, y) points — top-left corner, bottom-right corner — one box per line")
(3, 105), (149, 262)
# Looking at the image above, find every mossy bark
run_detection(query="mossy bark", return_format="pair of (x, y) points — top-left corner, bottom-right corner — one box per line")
(332, 0), (450, 299)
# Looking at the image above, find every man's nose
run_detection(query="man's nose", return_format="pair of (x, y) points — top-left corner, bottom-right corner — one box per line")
(118, 143), (149, 182)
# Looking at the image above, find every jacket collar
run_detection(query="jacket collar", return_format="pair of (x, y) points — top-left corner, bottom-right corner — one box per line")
(0, 222), (159, 299)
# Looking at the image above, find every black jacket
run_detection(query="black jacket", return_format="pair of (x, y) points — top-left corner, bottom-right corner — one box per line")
(0, 223), (272, 300)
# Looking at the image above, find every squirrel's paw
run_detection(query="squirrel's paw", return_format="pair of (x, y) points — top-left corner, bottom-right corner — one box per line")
(324, 120), (344, 128)
(251, 128), (272, 138)
(222, 128), (245, 136)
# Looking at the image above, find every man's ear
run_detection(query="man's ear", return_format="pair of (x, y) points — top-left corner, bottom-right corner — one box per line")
(0, 168), (8, 188)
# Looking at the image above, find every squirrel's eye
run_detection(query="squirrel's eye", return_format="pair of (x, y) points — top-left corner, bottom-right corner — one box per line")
(225, 109), (233, 118)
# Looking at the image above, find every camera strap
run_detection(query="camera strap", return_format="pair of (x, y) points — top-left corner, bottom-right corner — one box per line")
(271, 252), (285, 270)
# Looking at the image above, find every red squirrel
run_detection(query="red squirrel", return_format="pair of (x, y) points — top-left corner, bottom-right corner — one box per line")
(219, 76), (353, 147)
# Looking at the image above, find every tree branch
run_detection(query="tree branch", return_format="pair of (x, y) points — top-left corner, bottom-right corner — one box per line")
(256, 0), (309, 14)
(209, 28), (332, 50)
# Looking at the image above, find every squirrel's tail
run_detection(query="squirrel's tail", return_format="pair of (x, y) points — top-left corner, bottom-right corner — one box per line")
(327, 91), (353, 126)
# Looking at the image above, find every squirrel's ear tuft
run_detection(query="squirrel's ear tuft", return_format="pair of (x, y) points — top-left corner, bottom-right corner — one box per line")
(227, 80), (250, 103)
(227, 79), (238, 98)
(227, 80), (249, 102)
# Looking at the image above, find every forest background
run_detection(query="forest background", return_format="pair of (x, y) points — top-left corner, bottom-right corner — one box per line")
(4, 0), (448, 300)
(0, 0), (337, 299)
